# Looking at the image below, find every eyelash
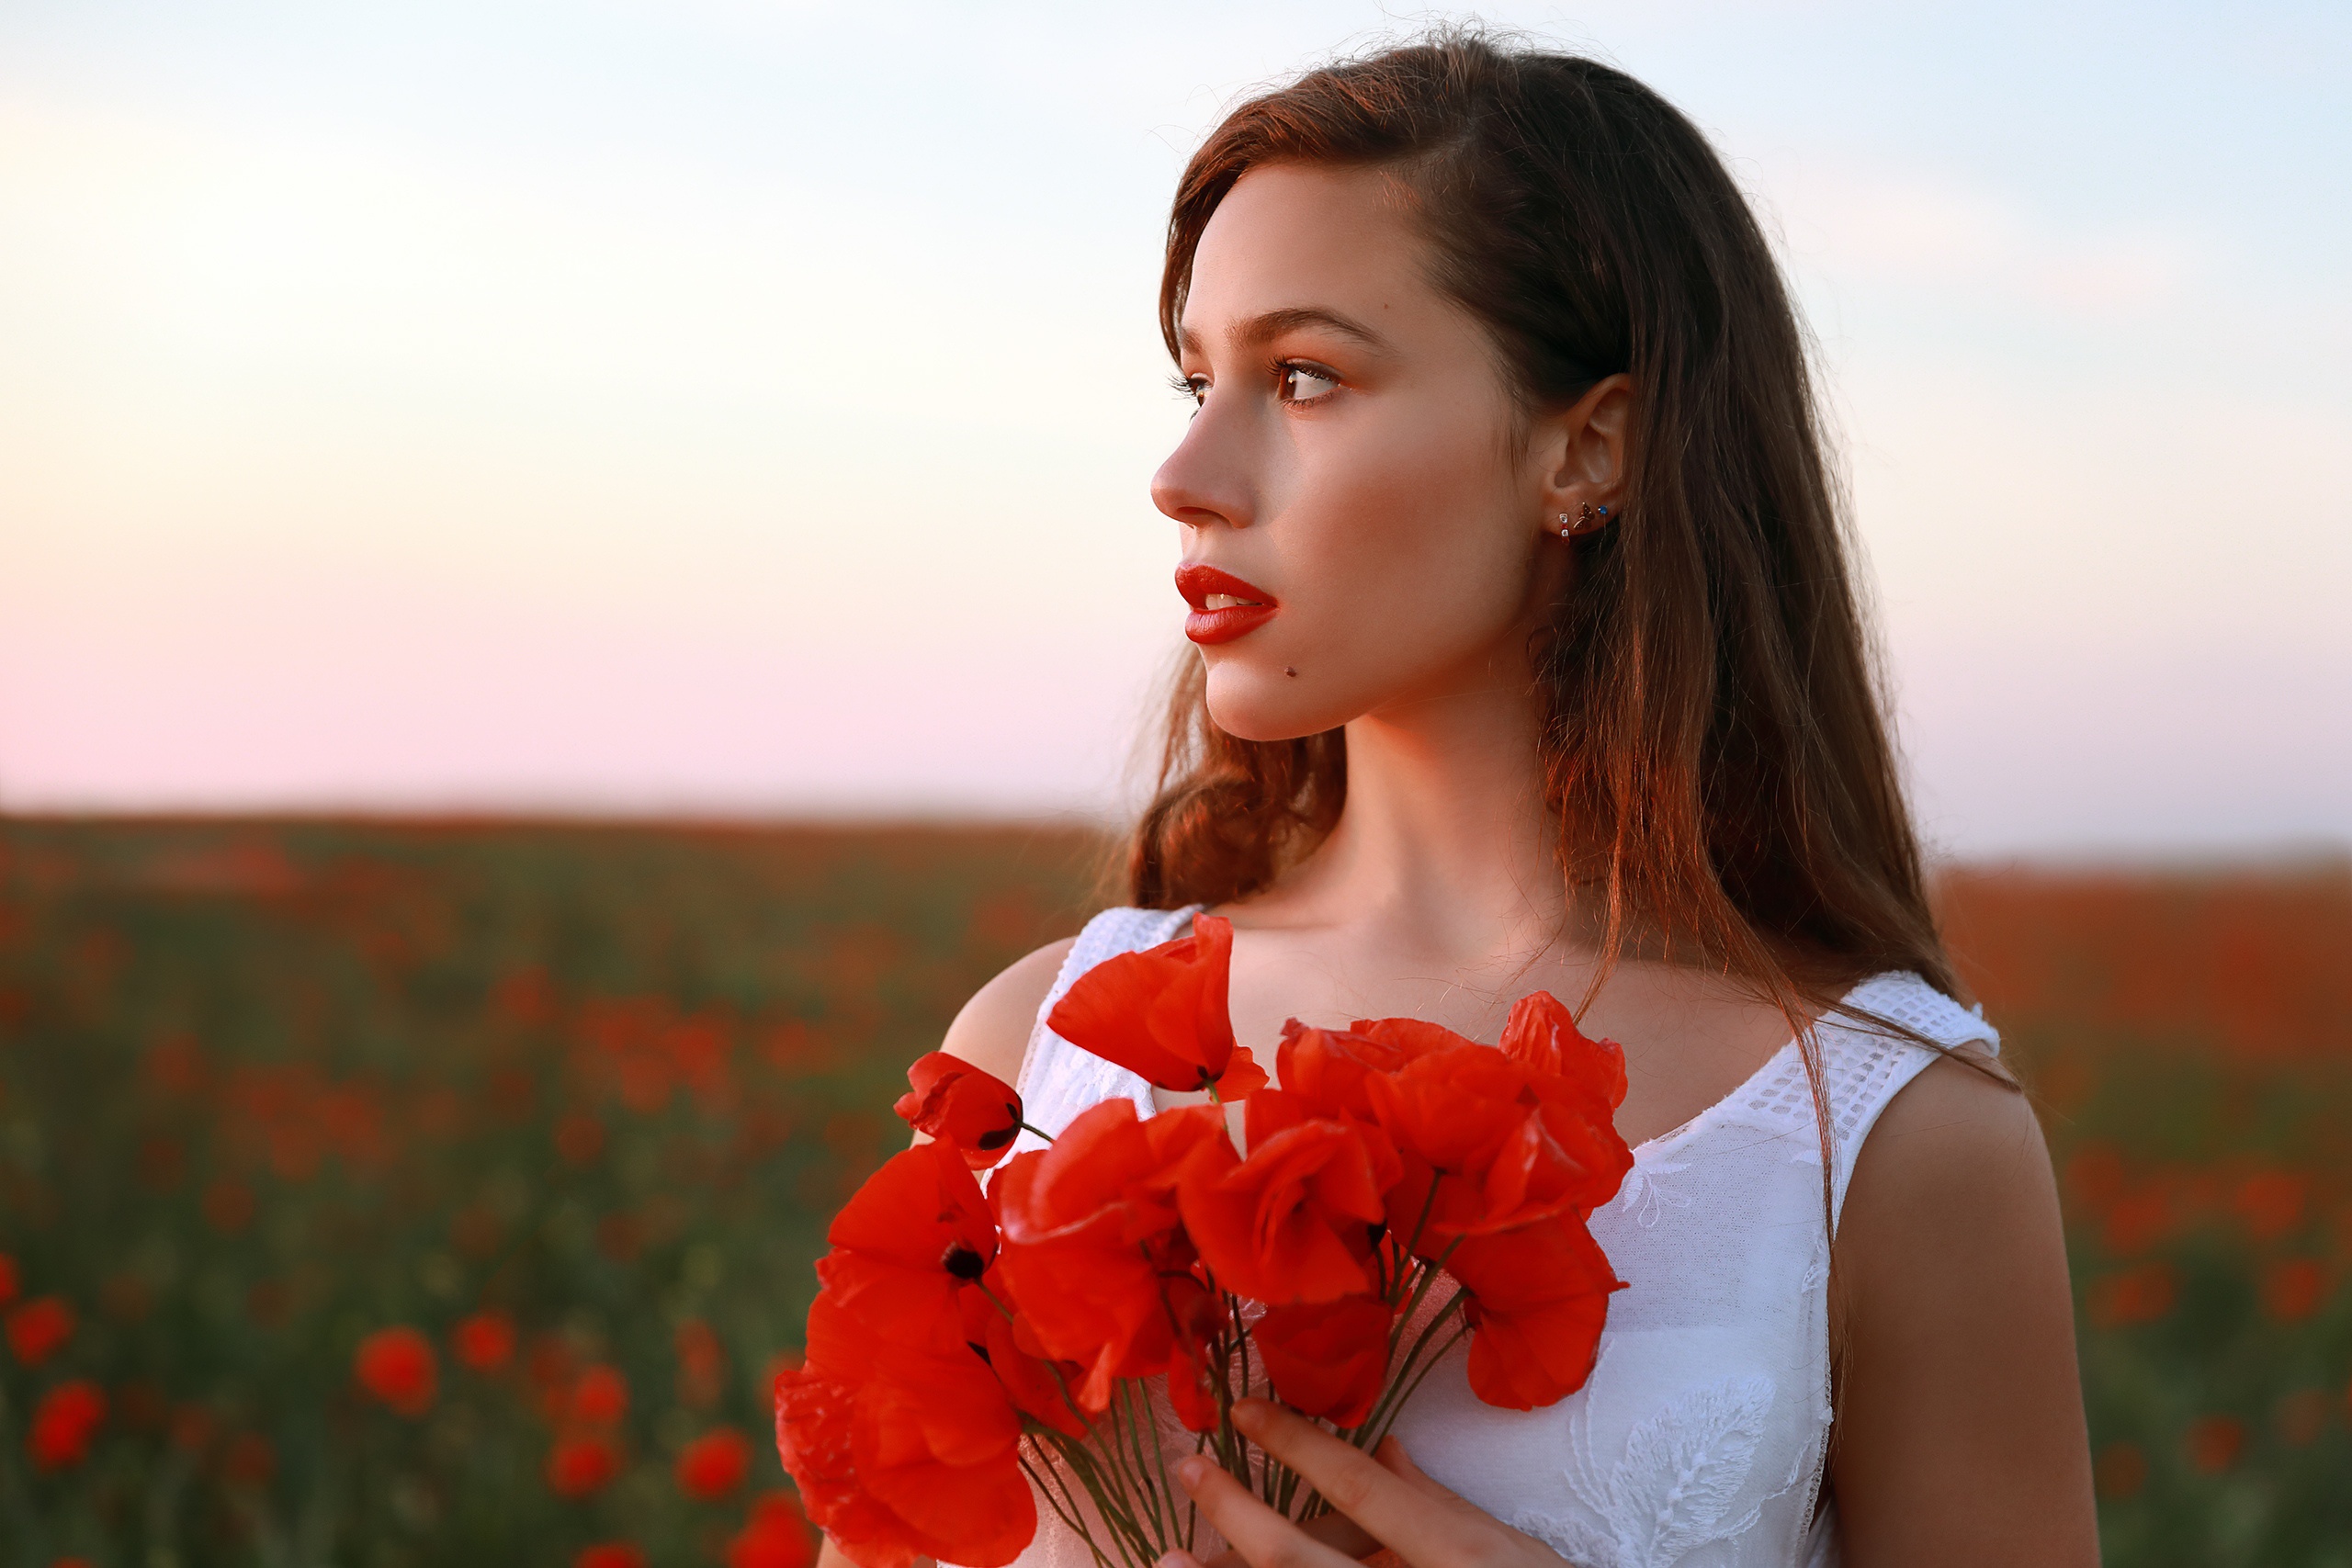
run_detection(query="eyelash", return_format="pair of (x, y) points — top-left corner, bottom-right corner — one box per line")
(1170, 361), (1345, 410)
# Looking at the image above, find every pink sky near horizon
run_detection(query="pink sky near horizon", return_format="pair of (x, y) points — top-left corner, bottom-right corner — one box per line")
(3, 1), (2346, 857)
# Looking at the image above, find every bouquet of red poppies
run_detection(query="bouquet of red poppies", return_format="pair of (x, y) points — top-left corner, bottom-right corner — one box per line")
(775, 915), (1632, 1568)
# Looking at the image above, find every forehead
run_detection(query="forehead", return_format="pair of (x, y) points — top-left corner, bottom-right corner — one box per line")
(1182, 163), (1439, 343)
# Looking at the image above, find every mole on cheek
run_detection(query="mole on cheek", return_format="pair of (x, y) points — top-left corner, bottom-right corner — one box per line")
(1283, 666), (1298, 677)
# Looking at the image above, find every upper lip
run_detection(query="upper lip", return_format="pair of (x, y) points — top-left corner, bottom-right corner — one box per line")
(1174, 563), (1277, 613)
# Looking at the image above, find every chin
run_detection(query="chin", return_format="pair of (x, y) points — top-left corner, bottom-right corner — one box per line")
(1201, 659), (1354, 741)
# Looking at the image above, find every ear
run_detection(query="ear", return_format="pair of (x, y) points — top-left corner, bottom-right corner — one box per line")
(1532, 374), (1633, 536)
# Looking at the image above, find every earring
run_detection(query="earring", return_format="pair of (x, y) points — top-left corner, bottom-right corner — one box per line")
(1556, 502), (1613, 538)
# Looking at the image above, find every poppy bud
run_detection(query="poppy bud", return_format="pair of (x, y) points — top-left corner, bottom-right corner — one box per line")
(895, 1053), (1023, 1169)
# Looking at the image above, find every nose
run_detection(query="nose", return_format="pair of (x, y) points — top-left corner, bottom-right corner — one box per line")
(1149, 391), (1258, 532)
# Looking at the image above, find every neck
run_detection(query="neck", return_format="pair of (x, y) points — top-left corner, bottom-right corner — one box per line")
(1285, 658), (1566, 962)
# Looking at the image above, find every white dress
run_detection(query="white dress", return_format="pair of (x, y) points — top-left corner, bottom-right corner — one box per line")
(1003, 906), (2002, 1568)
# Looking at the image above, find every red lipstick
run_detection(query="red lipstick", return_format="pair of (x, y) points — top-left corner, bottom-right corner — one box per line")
(1175, 563), (1280, 646)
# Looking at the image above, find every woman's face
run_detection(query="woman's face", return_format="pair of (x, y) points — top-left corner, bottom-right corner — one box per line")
(1152, 162), (1570, 742)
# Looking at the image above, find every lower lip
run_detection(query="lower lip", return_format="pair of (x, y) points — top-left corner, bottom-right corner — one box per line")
(1184, 604), (1279, 645)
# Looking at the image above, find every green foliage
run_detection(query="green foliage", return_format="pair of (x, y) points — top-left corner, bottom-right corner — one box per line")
(0, 819), (1101, 1568)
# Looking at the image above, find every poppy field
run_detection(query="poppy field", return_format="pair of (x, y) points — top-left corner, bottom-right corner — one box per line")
(0, 818), (2346, 1566)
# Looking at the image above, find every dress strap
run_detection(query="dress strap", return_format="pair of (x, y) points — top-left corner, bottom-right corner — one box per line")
(1008, 905), (1200, 1156)
(1813, 972), (2002, 1223)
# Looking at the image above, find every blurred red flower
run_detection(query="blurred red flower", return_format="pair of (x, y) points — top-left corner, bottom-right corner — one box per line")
(555, 1112), (606, 1167)
(2087, 1262), (2179, 1329)
(547, 1432), (626, 1497)
(675, 1425), (752, 1500)
(220, 1431), (275, 1489)
(453, 1311), (515, 1372)
(728, 1491), (816, 1568)
(570, 1364), (629, 1426)
(0, 1252), (17, 1306)
(7, 1297), (75, 1368)
(573, 1543), (646, 1568)
(2093, 1440), (2147, 1500)
(894, 1051), (1023, 1168)
(2235, 1171), (2309, 1242)
(354, 1326), (437, 1416)
(2263, 1258), (2329, 1323)
(28, 1380), (106, 1470)
(202, 1178), (257, 1235)
(1252, 1295), (1394, 1427)
(677, 1317), (726, 1409)
(2187, 1414), (2245, 1474)
(1046, 913), (1265, 1097)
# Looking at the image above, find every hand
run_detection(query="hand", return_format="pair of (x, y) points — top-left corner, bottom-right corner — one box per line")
(1163, 1399), (1577, 1568)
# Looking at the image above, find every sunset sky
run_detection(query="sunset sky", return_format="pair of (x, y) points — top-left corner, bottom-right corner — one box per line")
(2, 1), (2346, 855)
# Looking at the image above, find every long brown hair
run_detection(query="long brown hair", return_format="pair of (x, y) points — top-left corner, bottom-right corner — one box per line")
(1129, 28), (1963, 1019)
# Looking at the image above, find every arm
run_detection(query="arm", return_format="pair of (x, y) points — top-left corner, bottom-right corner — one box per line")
(1827, 1055), (2099, 1566)
(930, 936), (1074, 1095)
(812, 939), (1076, 1568)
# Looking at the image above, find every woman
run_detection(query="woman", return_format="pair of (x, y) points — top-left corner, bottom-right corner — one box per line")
(854, 29), (2095, 1568)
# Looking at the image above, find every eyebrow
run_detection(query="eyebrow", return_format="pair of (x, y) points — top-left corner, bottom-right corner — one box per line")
(1178, 306), (1394, 359)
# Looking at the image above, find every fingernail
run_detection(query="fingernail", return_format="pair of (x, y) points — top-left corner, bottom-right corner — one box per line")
(1230, 1398), (1269, 1432)
(1157, 1554), (1193, 1568)
(1175, 1456), (1208, 1489)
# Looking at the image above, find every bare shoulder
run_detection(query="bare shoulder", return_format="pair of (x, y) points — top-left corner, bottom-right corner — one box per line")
(1849, 1049), (2047, 1206)
(1830, 1050), (2098, 1566)
(933, 937), (1075, 1089)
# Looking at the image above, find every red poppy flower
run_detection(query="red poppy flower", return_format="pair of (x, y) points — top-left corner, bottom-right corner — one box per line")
(1046, 914), (1266, 1097)
(1366, 1044), (1631, 1256)
(774, 1340), (1033, 1568)
(994, 1100), (1228, 1410)
(677, 1425), (753, 1499)
(729, 1491), (818, 1568)
(1498, 991), (1626, 1111)
(548, 1432), (626, 1496)
(575, 1544), (647, 1568)
(354, 1326), (437, 1416)
(6, 1296), (74, 1368)
(28, 1380), (106, 1470)
(571, 1365), (629, 1426)
(895, 1052), (1024, 1169)
(1252, 1295), (1393, 1427)
(453, 1310), (515, 1372)
(1179, 1109), (1386, 1305)
(816, 1140), (999, 1365)
(1161, 1272), (1230, 1433)
(955, 1265), (1087, 1438)
(1448, 1219), (1623, 1410)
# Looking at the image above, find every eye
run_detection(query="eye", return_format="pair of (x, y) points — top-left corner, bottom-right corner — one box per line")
(1278, 363), (1340, 404)
(1170, 373), (1208, 409)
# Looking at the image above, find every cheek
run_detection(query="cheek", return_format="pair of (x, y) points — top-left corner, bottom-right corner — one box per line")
(1203, 400), (1535, 739)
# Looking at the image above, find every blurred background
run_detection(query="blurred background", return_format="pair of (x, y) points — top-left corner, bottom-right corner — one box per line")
(0, 3), (2346, 1565)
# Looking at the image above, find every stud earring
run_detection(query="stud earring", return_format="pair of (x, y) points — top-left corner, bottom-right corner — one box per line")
(1556, 502), (1614, 538)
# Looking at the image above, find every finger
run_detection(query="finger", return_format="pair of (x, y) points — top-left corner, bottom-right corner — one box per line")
(1230, 1402), (1495, 1562)
(1197, 1509), (1374, 1568)
(1373, 1435), (1460, 1504)
(1174, 1453), (1361, 1568)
